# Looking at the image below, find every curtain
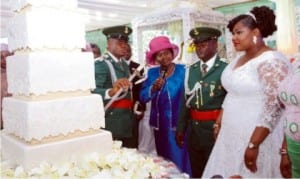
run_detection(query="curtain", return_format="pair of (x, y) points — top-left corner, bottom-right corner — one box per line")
(276, 0), (298, 55)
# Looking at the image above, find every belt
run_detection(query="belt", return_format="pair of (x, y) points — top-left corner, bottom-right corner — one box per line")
(110, 99), (133, 109)
(190, 109), (220, 121)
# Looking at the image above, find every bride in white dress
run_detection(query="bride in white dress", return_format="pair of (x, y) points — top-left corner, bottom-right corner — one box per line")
(202, 6), (291, 178)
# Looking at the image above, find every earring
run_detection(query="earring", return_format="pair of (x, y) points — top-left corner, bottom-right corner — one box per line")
(253, 36), (257, 44)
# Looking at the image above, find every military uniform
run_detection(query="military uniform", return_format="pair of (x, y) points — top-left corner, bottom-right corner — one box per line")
(92, 26), (136, 148)
(176, 27), (227, 177)
(128, 59), (145, 148)
(128, 60), (145, 113)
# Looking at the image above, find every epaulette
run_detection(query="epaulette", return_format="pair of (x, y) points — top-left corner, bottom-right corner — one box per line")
(95, 56), (104, 62)
(220, 58), (229, 63)
(189, 60), (200, 68)
(102, 53), (110, 59)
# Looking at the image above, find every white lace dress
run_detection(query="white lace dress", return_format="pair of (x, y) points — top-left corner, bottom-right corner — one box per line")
(202, 51), (290, 178)
(138, 102), (157, 155)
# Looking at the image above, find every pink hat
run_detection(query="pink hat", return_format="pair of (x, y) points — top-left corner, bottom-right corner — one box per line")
(146, 36), (179, 65)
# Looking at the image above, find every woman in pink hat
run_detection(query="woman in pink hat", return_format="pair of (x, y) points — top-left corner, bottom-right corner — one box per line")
(139, 36), (191, 175)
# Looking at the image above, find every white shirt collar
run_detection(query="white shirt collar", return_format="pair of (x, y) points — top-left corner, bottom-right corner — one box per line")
(124, 59), (131, 65)
(107, 51), (122, 63)
(201, 54), (217, 71)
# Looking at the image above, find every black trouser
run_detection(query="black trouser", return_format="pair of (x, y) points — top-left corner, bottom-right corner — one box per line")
(114, 115), (139, 148)
(117, 136), (137, 148)
(188, 143), (213, 178)
(187, 120), (214, 178)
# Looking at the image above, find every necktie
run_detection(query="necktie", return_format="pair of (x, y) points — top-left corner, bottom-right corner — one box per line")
(118, 61), (124, 71)
(202, 63), (208, 76)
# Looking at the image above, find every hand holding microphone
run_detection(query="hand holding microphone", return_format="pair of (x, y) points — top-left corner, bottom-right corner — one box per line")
(151, 67), (167, 92)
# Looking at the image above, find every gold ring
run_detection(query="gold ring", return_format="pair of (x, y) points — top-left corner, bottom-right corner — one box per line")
(247, 162), (253, 165)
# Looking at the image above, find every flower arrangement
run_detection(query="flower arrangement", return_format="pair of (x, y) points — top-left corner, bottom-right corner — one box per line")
(187, 42), (195, 53)
(1, 141), (188, 178)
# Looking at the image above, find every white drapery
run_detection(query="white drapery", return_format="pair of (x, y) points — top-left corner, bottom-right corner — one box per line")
(276, 0), (298, 55)
(131, 4), (228, 65)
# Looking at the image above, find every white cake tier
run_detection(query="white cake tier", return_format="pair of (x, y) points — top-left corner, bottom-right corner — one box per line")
(8, 6), (85, 51)
(9, 0), (78, 12)
(3, 94), (105, 141)
(1, 129), (113, 170)
(6, 51), (95, 96)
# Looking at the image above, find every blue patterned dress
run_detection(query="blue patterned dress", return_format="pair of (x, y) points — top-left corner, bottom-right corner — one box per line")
(139, 64), (191, 175)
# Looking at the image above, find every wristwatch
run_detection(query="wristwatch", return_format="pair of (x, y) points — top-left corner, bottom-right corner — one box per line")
(248, 142), (258, 149)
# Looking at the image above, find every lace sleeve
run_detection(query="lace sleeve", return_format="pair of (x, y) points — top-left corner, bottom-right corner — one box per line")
(257, 57), (289, 131)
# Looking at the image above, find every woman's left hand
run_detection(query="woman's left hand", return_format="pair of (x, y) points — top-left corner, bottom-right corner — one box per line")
(280, 154), (291, 178)
(244, 147), (258, 173)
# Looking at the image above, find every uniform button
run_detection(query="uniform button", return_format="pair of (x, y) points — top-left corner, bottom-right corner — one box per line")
(195, 122), (199, 125)
(110, 112), (113, 115)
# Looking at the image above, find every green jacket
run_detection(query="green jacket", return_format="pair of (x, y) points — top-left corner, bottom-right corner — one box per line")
(177, 56), (227, 133)
(92, 53), (134, 138)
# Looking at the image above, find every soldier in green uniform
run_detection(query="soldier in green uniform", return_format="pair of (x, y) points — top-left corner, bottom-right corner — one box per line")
(175, 27), (227, 177)
(92, 25), (137, 148)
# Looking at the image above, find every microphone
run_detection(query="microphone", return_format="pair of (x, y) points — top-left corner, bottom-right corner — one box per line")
(152, 66), (167, 92)
(160, 66), (167, 79)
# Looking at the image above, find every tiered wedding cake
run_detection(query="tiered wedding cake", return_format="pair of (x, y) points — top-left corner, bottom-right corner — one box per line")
(1, 0), (113, 170)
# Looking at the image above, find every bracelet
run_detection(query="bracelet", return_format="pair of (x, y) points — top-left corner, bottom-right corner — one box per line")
(248, 142), (258, 149)
(213, 123), (220, 129)
(280, 148), (288, 155)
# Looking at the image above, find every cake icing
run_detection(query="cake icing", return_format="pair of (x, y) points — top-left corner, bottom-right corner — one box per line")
(1, 130), (113, 170)
(3, 94), (105, 141)
(9, 0), (78, 12)
(6, 51), (95, 96)
(8, 6), (85, 51)
(14, 91), (91, 101)
(2, 0), (113, 170)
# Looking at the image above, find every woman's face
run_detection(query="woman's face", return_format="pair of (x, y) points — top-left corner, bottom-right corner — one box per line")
(155, 49), (173, 67)
(231, 21), (254, 51)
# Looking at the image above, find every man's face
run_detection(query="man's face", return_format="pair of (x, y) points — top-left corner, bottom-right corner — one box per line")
(194, 39), (217, 62)
(107, 38), (128, 59)
(123, 45), (132, 61)
(92, 47), (101, 58)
